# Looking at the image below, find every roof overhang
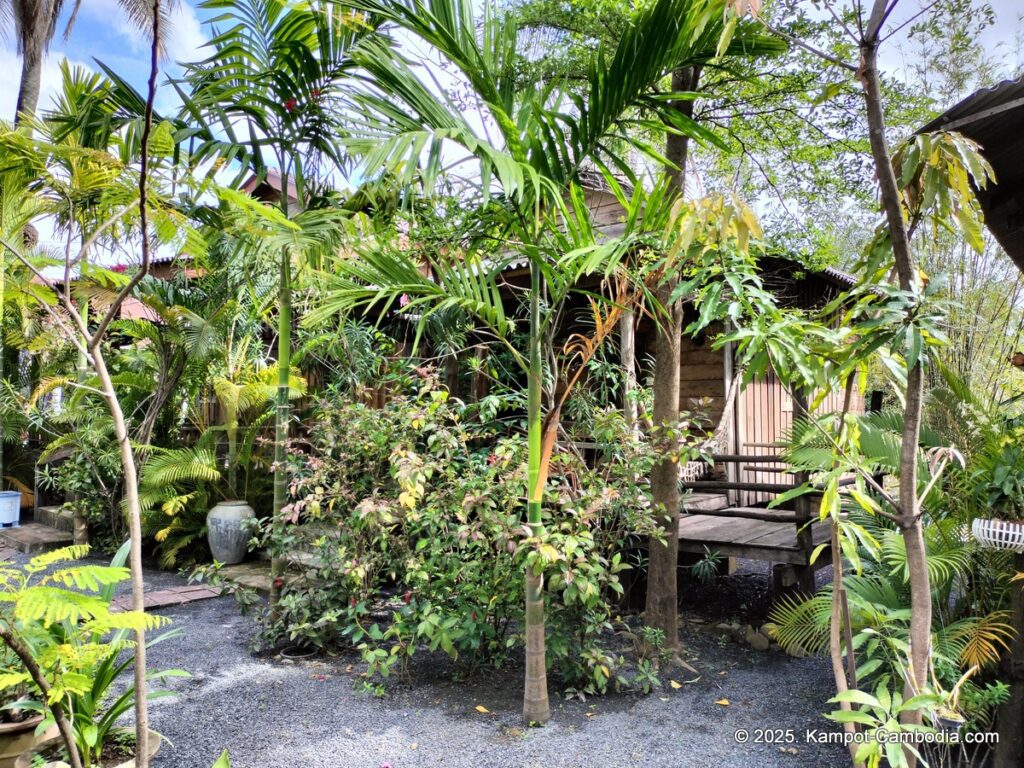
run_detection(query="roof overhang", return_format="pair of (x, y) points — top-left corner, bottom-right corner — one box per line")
(920, 78), (1024, 272)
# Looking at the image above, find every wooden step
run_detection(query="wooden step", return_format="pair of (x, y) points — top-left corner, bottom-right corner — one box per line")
(681, 493), (728, 513)
(0, 523), (74, 554)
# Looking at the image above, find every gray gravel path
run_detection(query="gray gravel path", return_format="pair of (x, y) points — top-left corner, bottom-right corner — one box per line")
(129, 567), (849, 768)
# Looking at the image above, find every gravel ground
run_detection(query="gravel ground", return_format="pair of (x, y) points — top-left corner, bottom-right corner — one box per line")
(115, 564), (852, 768)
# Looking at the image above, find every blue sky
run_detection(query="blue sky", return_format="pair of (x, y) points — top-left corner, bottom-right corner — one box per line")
(0, 0), (210, 120)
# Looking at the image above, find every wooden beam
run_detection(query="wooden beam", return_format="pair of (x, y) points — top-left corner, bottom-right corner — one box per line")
(685, 507), (802, 523)
(682, 480), (797, 493)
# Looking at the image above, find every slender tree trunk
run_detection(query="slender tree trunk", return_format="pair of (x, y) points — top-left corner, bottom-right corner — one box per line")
(14, 43), (42, 124)
(269, 251), (291, 611)
(620, 309), (638, 436)
(90, 346), (149, 766)
(994, 553), (1024, 768)
(645, 66), (699, 651)
(226, 404), (239, 498)
(523, 261), (550, 724)
(858, 13), (931, 756)
(830, 524), (865, 766)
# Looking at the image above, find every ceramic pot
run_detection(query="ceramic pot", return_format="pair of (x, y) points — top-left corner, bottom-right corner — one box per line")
(15, 727), (160, 768)
(206, 500), (255, 564)
(0, 716), (57, 768)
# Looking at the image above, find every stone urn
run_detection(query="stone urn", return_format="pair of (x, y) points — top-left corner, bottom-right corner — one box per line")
(206, 500), (255, 565)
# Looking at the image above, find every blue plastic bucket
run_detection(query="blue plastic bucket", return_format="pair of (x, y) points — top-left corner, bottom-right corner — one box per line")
(0, 492), (21, 527)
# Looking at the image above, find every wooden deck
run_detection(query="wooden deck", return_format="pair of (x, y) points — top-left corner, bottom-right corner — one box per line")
(677, 511), (830, 566)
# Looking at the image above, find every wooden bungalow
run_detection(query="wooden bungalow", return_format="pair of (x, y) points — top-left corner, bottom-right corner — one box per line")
(486, 182), (868, 596)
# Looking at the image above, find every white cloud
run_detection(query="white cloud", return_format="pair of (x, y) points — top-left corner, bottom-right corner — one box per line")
(165, 1), (209, 66)
(0, 46), (86, 123)
(78, 0), (208, 67)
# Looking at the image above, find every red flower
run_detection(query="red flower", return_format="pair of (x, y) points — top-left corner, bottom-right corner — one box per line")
(403, 591), (412, 605)
(487, 453), (498, 466)
(471, 610), (477, 622)
(272, 577), (284, 590)
(111, 264), (127, 273)
(284, 97), (297, 113)
(349, 596), (357, 607)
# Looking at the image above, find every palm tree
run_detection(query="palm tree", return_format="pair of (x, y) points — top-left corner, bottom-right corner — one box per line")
(312, 0), (782, 723)
(1, 0), (165, 123)
(174, 0), (381, 607)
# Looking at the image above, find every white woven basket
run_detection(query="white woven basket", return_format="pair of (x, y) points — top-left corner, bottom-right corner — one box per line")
(971, 517), (1024, 553)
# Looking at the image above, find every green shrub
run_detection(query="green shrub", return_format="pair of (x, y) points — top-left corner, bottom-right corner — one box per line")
(236, 379), (659, 694)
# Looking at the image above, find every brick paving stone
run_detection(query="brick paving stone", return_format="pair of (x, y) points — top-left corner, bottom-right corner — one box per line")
(111, 584), (226, 612)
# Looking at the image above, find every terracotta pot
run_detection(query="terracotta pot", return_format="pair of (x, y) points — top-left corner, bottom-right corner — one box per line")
(206, 500), (255, 564)
(0, 716), (57, 768)
(14, 727), (161, 768)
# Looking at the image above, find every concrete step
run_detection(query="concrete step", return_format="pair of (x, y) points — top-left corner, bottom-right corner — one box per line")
(0, 523), (75, 554)
(34, 505), (76, 533)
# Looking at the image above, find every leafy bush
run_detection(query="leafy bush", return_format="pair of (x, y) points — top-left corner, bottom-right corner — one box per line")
(230, 378), (659, 694)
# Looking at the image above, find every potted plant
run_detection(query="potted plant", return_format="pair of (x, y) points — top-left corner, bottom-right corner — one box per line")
(0, 660), (57, 768)
(0, 544), (185, 768)
(971, 422), (1024, 552)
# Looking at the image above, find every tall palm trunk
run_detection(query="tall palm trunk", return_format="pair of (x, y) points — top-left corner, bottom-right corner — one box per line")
(14, 40), (43, 123)
(269, 250), (291, 610)
(645, 66), (699, 650)
(523, 260), (550, 724)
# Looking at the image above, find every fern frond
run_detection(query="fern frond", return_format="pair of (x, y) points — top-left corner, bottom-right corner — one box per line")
(141, 446), (220, 487)
(0, 671), (32, 691)
(766, 592), (833, 656)
(25, 545), (90, 573)
(83, 611), (172, 634)
(15, 586), (108, 626)
(43, 566), (130, 592)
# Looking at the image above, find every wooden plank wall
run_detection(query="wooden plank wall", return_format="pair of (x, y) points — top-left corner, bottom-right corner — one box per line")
(679, 325), (726, 432)
(736, 370), (865, 506)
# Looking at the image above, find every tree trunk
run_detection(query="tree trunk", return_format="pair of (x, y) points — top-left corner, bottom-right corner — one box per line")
(620, 309), (637, 436)
(14, 42), (43, 124)
(994, 553), (1024, 768)
(858, 15), (932, 759)
(269, 251), (291, 612)
(0, 257), (5, 488)
(645, 66), (699, 651)
(90, 346), (149, 767)
(522, 261), (550, 724)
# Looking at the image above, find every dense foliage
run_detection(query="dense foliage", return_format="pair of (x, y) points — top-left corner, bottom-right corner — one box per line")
(212, 375), (673, 695)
